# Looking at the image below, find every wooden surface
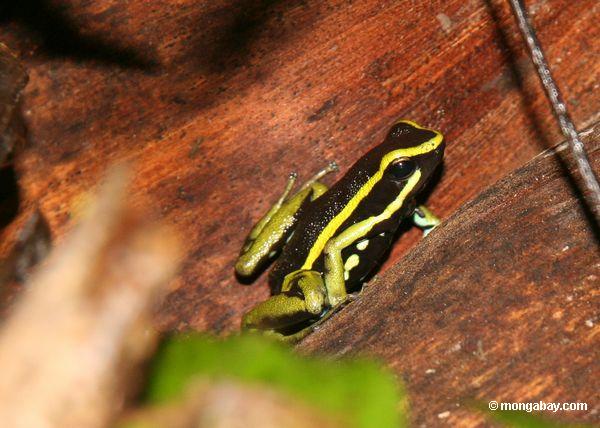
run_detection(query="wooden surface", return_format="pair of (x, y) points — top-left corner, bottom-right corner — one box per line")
(0, 42), (27, 235)
(301, 125), (600, 426)
(0, 42), (27, 166)
(0, 0), (598, 336)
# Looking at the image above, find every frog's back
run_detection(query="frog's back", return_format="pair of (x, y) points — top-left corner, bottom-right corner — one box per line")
(267, 168), (366, 291)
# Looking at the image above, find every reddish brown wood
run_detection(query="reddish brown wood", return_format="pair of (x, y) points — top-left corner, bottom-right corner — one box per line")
(0, 41), (33, 286)
(0, 0), (598, 336)
(0, 42), (27, 166)
(300, 124), (600, 426)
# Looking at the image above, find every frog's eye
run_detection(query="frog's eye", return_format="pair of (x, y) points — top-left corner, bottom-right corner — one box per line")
(389, 158), (417, 180)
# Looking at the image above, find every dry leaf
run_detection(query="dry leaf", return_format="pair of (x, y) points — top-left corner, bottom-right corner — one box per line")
(0, 166), (180, 428)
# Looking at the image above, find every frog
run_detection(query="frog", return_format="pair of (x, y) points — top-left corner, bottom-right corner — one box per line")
(235, 120), (445, 342)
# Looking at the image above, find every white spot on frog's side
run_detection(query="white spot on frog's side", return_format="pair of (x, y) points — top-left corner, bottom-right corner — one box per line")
(269, 251), (277, 258)
(356, 239), (369, 251)
(343, 254), (360, 281)
(344, 254), (360, 270)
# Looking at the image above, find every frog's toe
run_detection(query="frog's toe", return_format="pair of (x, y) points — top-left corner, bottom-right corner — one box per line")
(347, 292), (359, 301)
(234, 258), (254, 277)
(283, 270), (327, 315)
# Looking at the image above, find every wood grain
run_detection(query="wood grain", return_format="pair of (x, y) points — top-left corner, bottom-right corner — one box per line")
(300, 124), (600, 426)
(0, 0), (598, 336)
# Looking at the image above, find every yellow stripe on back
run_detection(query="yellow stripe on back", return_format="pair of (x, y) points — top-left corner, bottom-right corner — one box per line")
(301, 124), (442, 269)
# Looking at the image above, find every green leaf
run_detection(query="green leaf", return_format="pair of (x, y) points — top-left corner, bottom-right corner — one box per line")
(143, 333), (405, 428)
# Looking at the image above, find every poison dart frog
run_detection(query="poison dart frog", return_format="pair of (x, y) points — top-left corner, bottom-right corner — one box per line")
(235, 120), (444, 341)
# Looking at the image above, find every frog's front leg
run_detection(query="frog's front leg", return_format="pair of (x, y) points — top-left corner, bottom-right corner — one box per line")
(235, 162), (338, 277)
(322, 213), (393, 306)
(242, 270), (327, 339)
(412, 204), (441, 236)
(321, 205), (440, 310)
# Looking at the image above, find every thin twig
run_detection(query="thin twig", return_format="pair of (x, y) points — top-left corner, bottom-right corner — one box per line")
(508, 0), (600, 220)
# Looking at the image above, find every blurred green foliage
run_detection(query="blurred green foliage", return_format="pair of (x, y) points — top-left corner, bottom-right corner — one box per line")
(140, 334), (593, 428)
(143, 333), (405, 428)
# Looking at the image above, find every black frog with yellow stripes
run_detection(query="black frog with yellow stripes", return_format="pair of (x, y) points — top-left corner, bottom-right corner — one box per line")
(236, 120), (445, 341)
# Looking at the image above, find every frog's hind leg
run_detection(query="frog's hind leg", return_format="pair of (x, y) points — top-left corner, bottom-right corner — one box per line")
(297, 161), (338, 199)
(412, 204), (440, 236)
(242, 270), (327, 333)
(322, 216), (388, 306)
(235, 163), (338, 277)
(240, 173), (298, 254)
(273, 295), (355, 343)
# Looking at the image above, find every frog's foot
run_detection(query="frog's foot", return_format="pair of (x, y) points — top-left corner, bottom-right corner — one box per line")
(243, 290), (356, 344)
(347, 291), (359, 301)
(413, 204), (441, 237)
(241, 270), (328, 334)
(298, 161), (338, 200)
(299, 161), (338, 189)
(282, 296), (355, 343)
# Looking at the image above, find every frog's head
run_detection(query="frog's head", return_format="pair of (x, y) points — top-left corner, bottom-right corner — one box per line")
(334, 119), (444, 222)
(375, 120), (445, 195)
